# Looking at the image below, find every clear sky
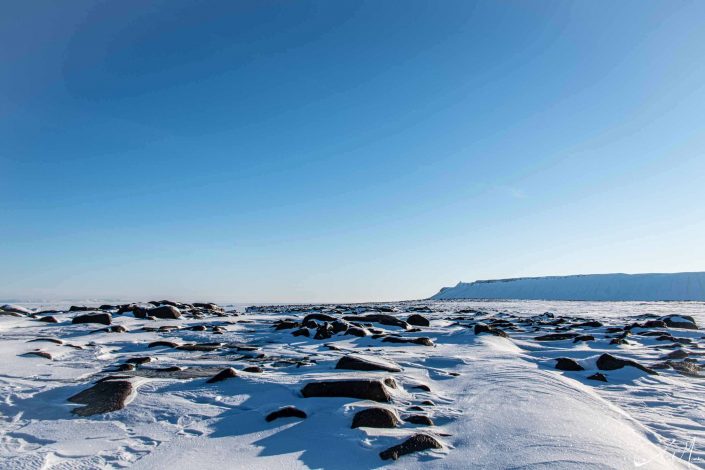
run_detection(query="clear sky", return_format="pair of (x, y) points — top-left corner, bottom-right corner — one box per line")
(2, 1), (705, 303)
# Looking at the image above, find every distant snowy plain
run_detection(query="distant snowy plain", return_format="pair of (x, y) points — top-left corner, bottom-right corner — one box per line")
(0, 300), (703, 469)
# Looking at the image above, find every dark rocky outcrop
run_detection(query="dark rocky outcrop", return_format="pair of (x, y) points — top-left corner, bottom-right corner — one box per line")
(407, 314), (430, 327)
(24, 351), (53, 360)
(346, 327), (368, 337)
(574, 320), (603, 328)
(535, 333), (578, 341)
(206, 367), (237, 383)
(73, 313), (112, 326)
(335, 355), (401, 373)
(596, 353), (657, 375)
(343, 314), (409, 329)
(382, 336), (434, 346)
(243, 366), (263, 373)
(474, 323), (508, 338)
(573, 335), (594, 343)
(661, 315), (697, 330)
(275, 320), (298, 330)
(404, 414), (434, 426)
(351, 407), (400, 429)
(292, 328), (310, 337)
(148, 341), (179, 348)
(379, 433), (442, 460)
(149, 306), (181, 320)
(555, 358), (584, 371)
(37, 316), (59, 323)
(301, 379), (392, 402)
(68, 380), (133, 416)
(587, 373), (608, 382)
(126, 356), (152, 365)
(302, 313), (338, 324)
(266, 406), (307, 422)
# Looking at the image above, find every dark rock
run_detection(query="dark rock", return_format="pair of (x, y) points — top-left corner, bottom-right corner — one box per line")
(573, 335), (594, 343)
(587, 373), (608, 382)
(302, 313), (338, 324)
(243, 366), (263, 373)
(117, 363), (136, 371)
(535, 333), (578, 341)
(642, 320), (667, 328)
(301, 379), (392, 402)
(149, 306), (181, 319)
(596, 353), (657, 375)
(610, 338), (629, 345)
(69, 306), (91, 312)
(73, 313), (111, 326)
(382, 336), (434, 346)
(266, 406), (307, 422)
(330, 320), (350, 334)
(408, 406), (424, 412)
(343, 314), (409, 329)
(314, 323), (333, 340)
(605, 327), (624, 333)
(24, 351), (52, 360)
(379, 433), (442, 461)
(177, 343), (222, 352)
(407, 314), (430, 327)
(275, 320), (298, 330)
(669, 360), (702, 377)
(555, 358), (584, 371)
(661, 315), (697, 330)
(351, 407), (400, 429)
(206, 367), (237, 383)
(193, 302), (222, 312)
(148, 341), (178, 348)
(411, 384), (431, 392)
(68, 380), (133, 416)
(574, 320), (603, 328)
(104, 325), (127, 333)
(37, 316), (59, 323)
(404, 414), (434, 426)
(346, 327), (368, 337)
(665, 349), (689, 360)
(384, 378), (398, 389)
(474, 323), (508, 338)
(420, 400), (435, 406)
(28, 337), (63, 345)
(190, 325), (207, 331)
(292, 328), (310, 337)
(335, 355), (401, 372)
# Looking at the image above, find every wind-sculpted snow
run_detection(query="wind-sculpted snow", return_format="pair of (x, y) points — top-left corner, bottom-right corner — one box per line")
(432, 272), (705, 301)
(0, 300), (702, 468)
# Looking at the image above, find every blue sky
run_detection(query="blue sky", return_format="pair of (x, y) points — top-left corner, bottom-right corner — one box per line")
(2, 1), (705, 302)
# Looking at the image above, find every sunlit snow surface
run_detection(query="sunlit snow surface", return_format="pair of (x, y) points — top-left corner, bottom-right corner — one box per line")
(0, 300), (703, 469)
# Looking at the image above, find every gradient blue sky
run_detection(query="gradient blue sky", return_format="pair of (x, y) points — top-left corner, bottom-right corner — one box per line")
(2, 1), (705, 302)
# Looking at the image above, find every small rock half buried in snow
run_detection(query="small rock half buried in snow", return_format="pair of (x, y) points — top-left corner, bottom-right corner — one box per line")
(72, 313), (112, 325)
(206, 367), (237, 383)
(301, 379), (392, 402)
(335, 355), (401, 372)
(351, 407), (400, 429)
(379, 433), (442, 460)
(68, 380), (133, 416)
(265, 406), (307, 422)
(596, 353), (657, 375)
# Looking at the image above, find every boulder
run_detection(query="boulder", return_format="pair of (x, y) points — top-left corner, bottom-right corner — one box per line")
(343, 314), (409, 329)
(555, 358), (584, 371)
(379, 433), (442, 460)
(301, 379), (392, 402)
(206, 367), (237, 383)
(382, 336), (434, 346)
(346, 327), (368, 337)
(302, 313), (338, 324)
(149, 306), (181, 319)
(587, 373), (608, 382)
(407, 314), (430, 327)
(266, 406), (307, 422)
(596, 353), (657, 375)
(351, 407), (400, 429)
(474, 323), (507, 338)
(292, 328), (310, 337)
(335, 355), (401, 372)
(73, 313), (112, 326)
(661, 315), (698, 330)
(243, 366), (263, 373)
(148, 341), (179, 348)
(68, 380), (133, 416)
(37, 316), (58, 323)
(404, 414), (434, 426)
(535, 333), (578, 341)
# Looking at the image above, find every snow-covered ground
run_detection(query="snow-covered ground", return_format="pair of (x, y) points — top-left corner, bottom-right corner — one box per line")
(432, 272), (705, 301)
(0, 300), (703, 469)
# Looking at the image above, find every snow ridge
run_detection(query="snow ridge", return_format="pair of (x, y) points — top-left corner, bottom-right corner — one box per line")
(431, 272), (705, 301)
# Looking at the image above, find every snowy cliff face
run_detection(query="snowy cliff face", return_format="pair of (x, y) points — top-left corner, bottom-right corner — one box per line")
(431, 272), (705, 301)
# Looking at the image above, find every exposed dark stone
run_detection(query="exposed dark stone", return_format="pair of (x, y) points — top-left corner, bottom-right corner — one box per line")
(28, 337), (63, 345)
(596, 353), (657, 375)
(206, 367), (237, 383)
(335, 355), (401, 372)
(605, 327), (624, 334)
(669, 360), (702, 377)
(117, 363), (135, 371)
(665, 349), (689, 360)
(301, 379), (392, 402)
(411, 384), (431, 392)
(314, 323), (333, 340)
(148, 341), (178, 348)
(555, 358), (584, 371)
(474, 323), (508, 338)
(407, 314), (430, 327)
(408, 406), (424, 412)
(404, 414), (434, 426)
(641, 320), (667, 328)
(382, 336), (434, 346)
(177, 343), (222, 352)
(69, 306), (91, 312)
(610, 338), (629, 345)
(37, 316), (59, 323)
(73, 313), (112, 326)
(346, 327), (368, 337)
(379, 433), (442, 461)
(573, 335), (595, 343)
(266, 406), (307, 422)
(661, 315), (697, 330)
(243, 366), (263, 373)
(68, 380), (133, 416)
(24, 351), (52, 360)
(275, 320), (298, 330)
(351, 407), (400, 429)
(343, 314), (409, 329)
(193, 302), (222, 312)
(102, 325), (127, 333)
(302, 313), (338, 324)
(384, 377), (398, 389)
(126, 357), (152, 365)
(420, 400), (435, 406)
(149, 306), (181, 319)
(190, 325), (207, 331)
(292, 328), (310, 337)
(587, 373), (608, 382)
(535, 333), (578, 341)
(330, 320), (350, 334)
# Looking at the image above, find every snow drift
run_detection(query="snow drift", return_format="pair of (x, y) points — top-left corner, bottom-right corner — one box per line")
(431, 272), (705, 301)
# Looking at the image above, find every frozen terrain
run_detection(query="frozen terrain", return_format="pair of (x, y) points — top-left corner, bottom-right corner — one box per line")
(432, 272), (705, 301)
(0, 300), (703, 469)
